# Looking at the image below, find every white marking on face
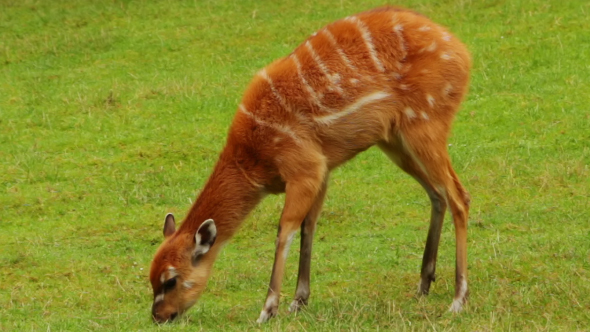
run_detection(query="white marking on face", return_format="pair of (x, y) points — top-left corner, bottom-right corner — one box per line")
(421, 112), (429, 120)
(441, 52), (452, 60)
(154, 293), (165, 303)
(183, 281), (194, 289)
(404, 107), (416, 119)
(167, 266), (178, 279)
(160, 273), (165, 283)
(305, 41), (344, 95)
(314, 91), (391, 125)
(239, 104), (301, 143)
(322, 29), (359, 71)
(426, 94), (435, 107)
(346, 16), (385, 72)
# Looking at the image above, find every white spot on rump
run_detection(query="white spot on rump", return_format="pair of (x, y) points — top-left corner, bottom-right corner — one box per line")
(425, 41), (437, 52)
(314, 91), (391, 125)
(345, 16), (385, 72)
(443, 84), (453, 96)
(404, 107), (416, 119)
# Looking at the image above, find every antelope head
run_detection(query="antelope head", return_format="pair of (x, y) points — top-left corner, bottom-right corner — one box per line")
(149, 214), (217, 323)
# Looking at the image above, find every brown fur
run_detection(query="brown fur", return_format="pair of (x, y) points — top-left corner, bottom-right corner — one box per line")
(150, 6), (471, 323)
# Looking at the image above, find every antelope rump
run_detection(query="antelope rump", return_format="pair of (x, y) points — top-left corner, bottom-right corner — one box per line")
(149, 6), (471, 323)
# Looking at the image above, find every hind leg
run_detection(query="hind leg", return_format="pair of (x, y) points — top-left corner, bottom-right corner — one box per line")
(377, 140), (447, 295)
(379, 128), (470, 311)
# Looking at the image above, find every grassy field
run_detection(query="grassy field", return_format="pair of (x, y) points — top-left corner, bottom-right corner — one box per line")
(1, 0), (589, 330)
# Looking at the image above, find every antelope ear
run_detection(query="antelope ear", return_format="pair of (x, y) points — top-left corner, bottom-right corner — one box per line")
(193, 219), (217, 259)
(163, 213), (176, 238)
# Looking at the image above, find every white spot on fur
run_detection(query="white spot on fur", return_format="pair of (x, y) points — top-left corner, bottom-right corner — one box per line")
(183, 281), (194, 289)
(442, 32), (452, 41)
(419, 25), (431, 31)
(404, 107), (416, 119)
(426, 94), (435, 107)
(154, 293), (164, 303)
(441, 52), (452, 60)
(394, 24), (403, 33)
(421, 112), (429, 120)
(443, 84), (453, 96)
(425, 41), (437, 52)
(350, 78), (359, 84)
(346, 16), (385, 72)
(314, 91), (391, 125)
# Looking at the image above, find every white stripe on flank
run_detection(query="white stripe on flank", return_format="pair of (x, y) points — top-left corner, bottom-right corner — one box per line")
(322, 29), (359, 72)
(392, 17), (408, 60)
(314, 91), (390, 125)
(239, 104), (300, 143)
(291, 54), (327, 110)
(346, 16), (385, 72)
(305, 41), (344, 95)
(258, 69), (290, 111)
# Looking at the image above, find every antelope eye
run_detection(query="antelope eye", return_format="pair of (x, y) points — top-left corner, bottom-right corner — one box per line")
(162, 277), (177, 292)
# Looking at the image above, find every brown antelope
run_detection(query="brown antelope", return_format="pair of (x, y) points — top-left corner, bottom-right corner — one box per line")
(149, 6), (471, 323)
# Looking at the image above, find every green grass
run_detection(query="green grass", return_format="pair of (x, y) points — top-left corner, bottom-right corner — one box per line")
(1, 0), (589, 330)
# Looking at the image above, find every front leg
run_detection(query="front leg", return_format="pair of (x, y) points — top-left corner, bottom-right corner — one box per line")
(257, 172), (326, 323)
(289, 179), (327, 313)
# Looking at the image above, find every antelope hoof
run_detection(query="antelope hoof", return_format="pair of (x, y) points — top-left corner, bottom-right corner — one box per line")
(288, 298), (308, 313)
(449, 296), (467, 313)
(256, 307), (277, 323)
(418, 281), (430, 295)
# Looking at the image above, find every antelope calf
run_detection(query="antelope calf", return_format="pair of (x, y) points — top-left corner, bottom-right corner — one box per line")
(149, 6), (471, 323)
